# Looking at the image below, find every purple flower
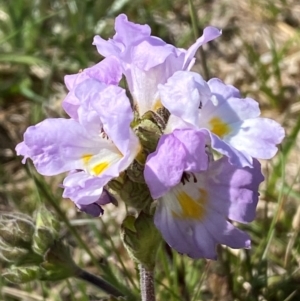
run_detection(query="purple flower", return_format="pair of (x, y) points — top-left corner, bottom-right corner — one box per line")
(93, 14), (221, 117)
(202, 79), (285, 165)
(145, 129), (264, 259)
(16, 69), (140, 207)
(159, 73), (285, 167)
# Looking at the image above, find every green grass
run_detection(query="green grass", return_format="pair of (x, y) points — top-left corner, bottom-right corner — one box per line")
(1, 0), (300, 300)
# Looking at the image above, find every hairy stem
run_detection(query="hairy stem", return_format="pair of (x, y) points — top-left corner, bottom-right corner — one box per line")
(139, 264), (156, 301)
(76, 268), (124, 298)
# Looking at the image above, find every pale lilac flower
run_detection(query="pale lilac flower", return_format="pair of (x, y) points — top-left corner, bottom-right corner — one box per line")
(159, 72), (285, 167)
(202, 78), (285, 165)
(144, 129), (264, 259)
(93, 14), (221, 117)
(16, 72), (140, 208)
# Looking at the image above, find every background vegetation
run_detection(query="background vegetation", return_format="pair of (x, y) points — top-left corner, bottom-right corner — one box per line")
(0, 0), (299, 300)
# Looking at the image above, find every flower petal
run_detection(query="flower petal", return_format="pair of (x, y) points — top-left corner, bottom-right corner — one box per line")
(144, 129), (208, 199)
(201, 79), (260, 129)
(16, 118), (109, 175)
(159, 71), (211, 127)
(183, 26), (222, 70)
(209, 131), (253, 167)
(205, 157), (264, 223)
(63, 57), (122, 119)
(77, 203), (104, 217)
(154, 197), (217, 259)
(76, 188), (118, 217)
(208, 77), (241, 100)
(114, 14), (151, 47)
(75, 78), (141, 174)
(130, 37), (184, 71)
(85, 56), (122, 85)
(62, 171), (108, 205)
(125, 50), (185, 116)
(203, 211), (251, 249)
(93, 14), (151, 58)
(144, 134), (186, 199)
(228, 118), (285, 160)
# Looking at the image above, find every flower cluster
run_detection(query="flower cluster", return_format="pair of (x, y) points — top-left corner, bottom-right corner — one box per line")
(17, 14), (284, 259)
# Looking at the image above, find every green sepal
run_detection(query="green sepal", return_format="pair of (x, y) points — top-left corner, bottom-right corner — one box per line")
(3, 266), (41, 284)
(126, 159), (146, 183)
(120, 212), (162, 270)
(35, 206), (60, 238)
(134, 113), (162, 153)
(109, 174), (153, 211)
(32, 227), (55, 255)
(32, 207), (60, 256)
(141, 110), (168, 132)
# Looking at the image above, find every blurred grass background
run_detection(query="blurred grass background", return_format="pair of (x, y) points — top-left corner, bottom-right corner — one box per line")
(0, 0), (300, 300)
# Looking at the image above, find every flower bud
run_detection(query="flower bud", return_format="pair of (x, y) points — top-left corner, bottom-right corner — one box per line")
(3, 266), (41, 284)
(32, 207), (61, 256)
(35, 206), (60, 238)
(0, 242), (28, 263)
(126, 159), (146, 183)
(120, 212), (162, 270)
(109, 174), (152, 211)
(32, 227), (55, 256)
(134, 111), (162, 153)
(0, 212), (34, 248)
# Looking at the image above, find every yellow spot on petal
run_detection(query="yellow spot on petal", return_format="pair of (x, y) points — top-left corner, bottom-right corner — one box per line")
(92, 162), (109, 175)
(209, 117), (231, 138)
(82, 154), (93, 164)
(152, 99), (163, 112)
(174, 189), (207, 219)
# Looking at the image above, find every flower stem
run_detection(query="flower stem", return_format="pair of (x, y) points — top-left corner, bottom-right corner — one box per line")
(139, 264), (156, 301)
(76, 268), (124, 298)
